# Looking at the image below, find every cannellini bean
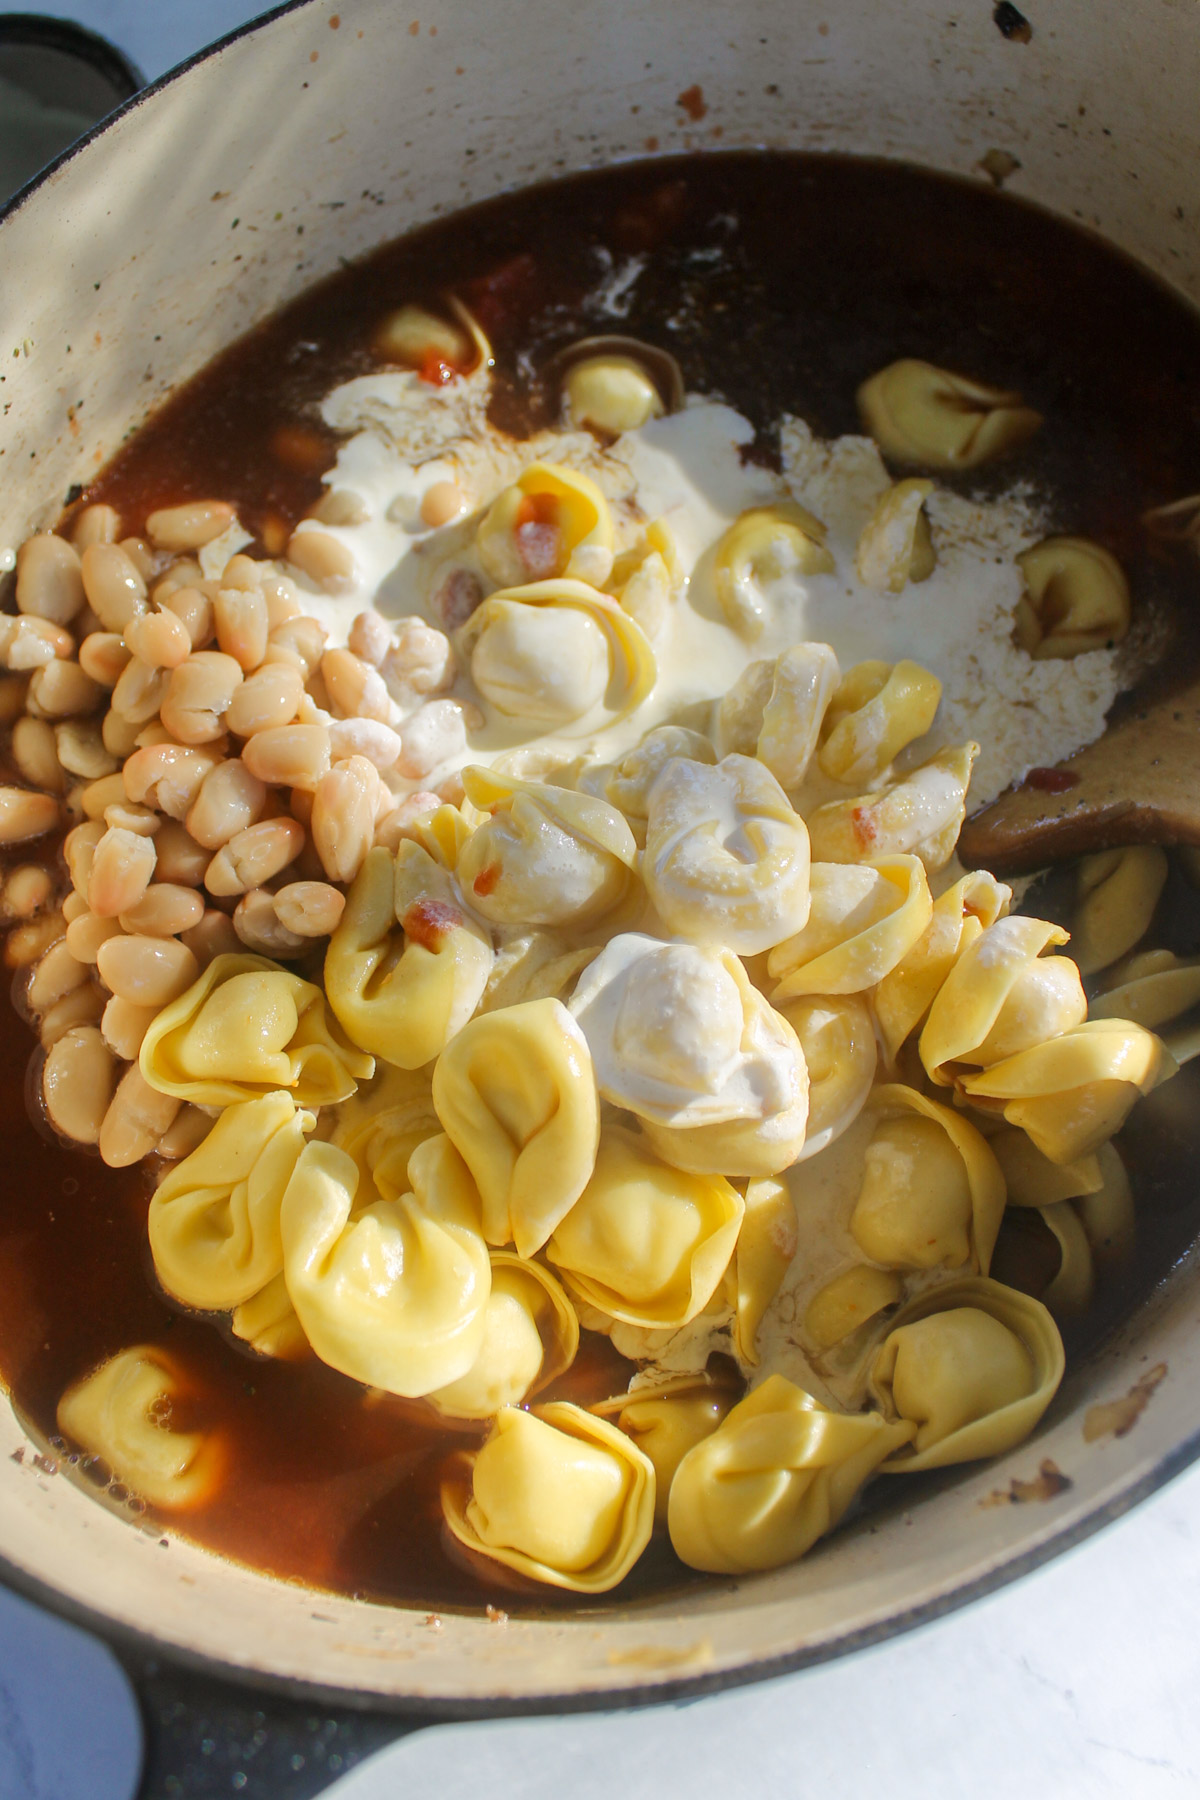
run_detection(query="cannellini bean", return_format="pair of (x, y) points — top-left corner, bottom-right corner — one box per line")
(63, 819), (104, 893)
(0, 616), (73, 671)
(122, 743), (218, 820)
(16, 534), (85, 624)
(153, 820), (211, 887)
(42, 1024), (117, 1143)
(241, 723), (331, 791)
(327, 716), (403, 770)
(101, 994), (158, 1059)
(118, 883), (205, 938)
(225, 661), (304, 738)
(88, 827), (157, 918)
(214, 588), (269, 672)
(310, 488), (370, 529)
(264, 615), (326, 677)
(12, 716), (66, 793)
(26, 937), (89, 1013)
(185, 758), (267, 849)
(80, 542), (147, 633)
(119, 538), (157, 581)
(61, 784), (89, 827)
(273, 880), (346, 938)
(124, 607), (193, 670)
(420, 480), (467, 529)
(146, 500), (235, 552)
(40, 981), (105, 1047)
(385, 617), (456, 697)
(61, 891), (89, 924)
(110, 655), (168, 726)
(259, 571), (302, 629)
(81, 772), (128, 821)
(26, 659), (102, 720)
(78, 632), (132, 688)
(204, 817), (305, 897)
(72, 505), (121, 551)
(395, 699), (471, 779)
(321, 647), (392, 723)
(287, 527), (356, 595)
(180, 909), (241, 967)
(296, 688), (333, 727)
(374, 791), (440, 850)
(311, 757), (378, 884)
(3, 865), (54, 919)
(152, 558), (203, 600)
(56, 719), (118, 781)
(160, 585), (215, 649)
(104, 802), (160, 839)
(5, 912), (65, 967)
(348, 611), (391, 667)
(133, 721), (179, 750)
(219, 554), (262, 593)
(99, 1064), (181, 1168)
(66, 910), (124, 963)
(155, 1104), (213, 1160)
(101, 707), (140, 760)
(96, 933), (199, 1007)
(160, 651), (243, 744)
(0, 786), (59, 844)
(233, 888), (305, 957)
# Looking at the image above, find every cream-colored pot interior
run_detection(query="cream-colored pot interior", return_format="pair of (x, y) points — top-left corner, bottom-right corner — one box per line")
(0, 0), (1197, 1710)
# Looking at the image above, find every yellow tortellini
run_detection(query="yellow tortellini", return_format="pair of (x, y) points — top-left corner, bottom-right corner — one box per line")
(667, 1374), (913, 1574)
(817, 659), (943, 789)
(959, 1018), (1173, 1164)
(324, 846), (492, 1072)
(849, 1084), (1006, 1275)
(874, 869), (1011, 1064)
(990, 1127), (1103, 1209)
(855, 479), (936, 592)
(462, 579), (655, 727)
(713, 502), (835, 638)
(601, 1375), (738, 1522)
(580, 724), (716, 842)
(857, 359), (1042, 470)
(564, 355), (666, 436)
(1090, 948), (1200, 1062)
(1013, 535), (1131, 660)
(730, 1174), (798, 1364)
(231, 1273), (309, 1362)
(767, 855), (932, 1001)
(611, 519), (680, 644)
(478, 930), (598, 1013)
(642, 754), (812, 956)
(568, 933), (809, 1177)
(279, 1133), (492, 1397)
(1071, 846), (1168, 976)
(149, 1091), (314, 1312)
(919, 915), (1087, 1084)
(868, 1277), (1064, 1472)
(426, 1254), (578, 1420)
(476, 462), (615, 589)
(57, 1346), (224, 1510)
(715, 644), (840, 788)
(440, 1401), (655, 1592)
(546, 1128), (744, 1328)
(806, 742), (978, 872)
(777, 994), (877, 1161)
(140, 954), (374, 1109)
(456, 765), (637, 929)
(331, 1062), (442, 1202)
(431, 997), (600, 1258)
(804, 1265), (903, 1351)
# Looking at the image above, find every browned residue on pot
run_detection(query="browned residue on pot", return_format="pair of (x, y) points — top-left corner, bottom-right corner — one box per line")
(677, 85), (707, 122)
(1083, 1362), (1168, 1443)
(980, 1458), (1073, 1506)
(606, 1638), (714, 1671)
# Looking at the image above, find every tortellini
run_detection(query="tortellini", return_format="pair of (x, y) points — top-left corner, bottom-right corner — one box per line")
(57, 1346), (224, 1510)
(280, 1133), (492, 1397)
(713, 503), (835, 638)
(857, 359), (1042, 470)
(431, 997), (600, 1258)
(767, 855), (932, 1000)
(804, 1265), (903, 1351)
(324, 845), (492, 1072)
(777, 994), (877, 1161)
(602, 1375), (738, 1521)
(817, 659), (942, 789)
(476, 463), (615, 590)
(546, 1128), (744, 1328)
(440, 1401), (655, 1592)
(1071, 846), (1168, 976)
(868, 1277), (1064, 1471)
(874, 869), (1011, 1064)
(149, 1091), (314, 1312)
(667, 1375), (913, 1574)
(849, 1084), (1006, 1275)
(580, 724), (716, 839)
(456, 766), (637, 929)
(611, 519), (681, 644)
(1090, 948), (1200, 1062)
(140, 954), (374, 1109)
(753, 644), (842, 791)
(806, 743), (978, 872)
(920, 915), (1087, 1084)
(730, 1174), (798, 1363)
(231, 1273), (309, 1362)
(564, 356), (666, 436)
(478, 931), (598, 1013)
(855, 480), (936, 592)
(642, 755), (812, 956)
(1013, 535), (1131, 660)
(959, 1018), (1173, 1164)
(568, 934), (809, 1177)
(462, 579), (655, 726)
(331, 1062), (442, 1201)
(426, 1254), (578, 1420)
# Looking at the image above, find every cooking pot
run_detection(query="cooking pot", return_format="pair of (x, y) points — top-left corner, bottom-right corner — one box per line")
(1, 0), (1197, 1715)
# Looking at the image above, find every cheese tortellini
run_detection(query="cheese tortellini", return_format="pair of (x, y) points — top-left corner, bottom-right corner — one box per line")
(777, 994), (877, 1160)
(1013, 535), (1131, 660)
(441, 1401), (655, 1592)
(857, 359), (1042, 469)
(920, 915), (1087, 1084)
(713, 503), (835, 638)
(874, 870), (1011, 1063)
(57, 1346), (224, 1510)
(642, 755), (812, 955)
(1090, 949), (1200, 1062)
(716, 643), (841, 789)
(426, 1254), (578, 1420)
(817, 659), (942, 788)
(806, 743), (978, 872)
(140, 954), (373, 1109)
(767, 855), (932, 1000)
(601, 1375), (737, 1522)
(855, 480), (936, 593)
(1071, 846), (1168, 976)
(456, 766), (637, 929)
(476, 463), (615, 590)
(667, 1375), (914, 1574)
(462, 579), (655, 726)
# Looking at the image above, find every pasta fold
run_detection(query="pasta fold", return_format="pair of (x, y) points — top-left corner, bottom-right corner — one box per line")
(457, 766), (637, 929)
(713, 503), (835, 638)
(767, 855), (932, 1000)
(874, 869), (1010, 1063)
(426, 1253), (579, 1420)
(817, 659), (942, 788)
(919, 915), (1087, 1084)
(57, 1346), (224, 1510)
(778, 994), (877, 1161)
(806, 743), (978, 872)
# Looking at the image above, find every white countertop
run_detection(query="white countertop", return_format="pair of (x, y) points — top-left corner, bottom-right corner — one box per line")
(3, 5), (1199, 1796)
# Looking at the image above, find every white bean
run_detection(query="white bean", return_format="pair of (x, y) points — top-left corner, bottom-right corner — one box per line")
(66, 910), (124, 964)
(42, 1024), (116, 1143)
(233, 889), (305, 957)
(0, 786), (59, 844)
(180, 909), (241, 967)
(72, 506), (122, 551)
(214, 588), (269, 672)
(96, 934), (199, 1006)
(109, 655), (168, 725)
(160, 585), (215, 649)
(146, 500), (235, 552)
(348, 611), (391, 667)
(160, 651), (243, 744)
(118, 883), (205, 938)
(311, 757), (379, 883)
(99, 1064), (181, 1167)
(80, 542), (147, 633)
(225, 662), (304, 738)
(286, 527), (357, 595)
(122, 743), (219, 821)
(204, 818), (305, 897)
(26, 937), (89, 1014)
(321, 647), (392, 723)
(0, 617), (73, 671)
(395, 699), (470, 779)
(40, 981), (105, 1048)
(3, 865), (54, 919)
(56, 719), (118, 781)
(124, 607), (193, 670)
(101, 994), (158, 1060)
(153, 820), (211, 887)
(12, 716), (66, 793)
(26, 659), (102, 720)
(241, 723), (331, 791)
(273, 880), (346, 938)
(87, 827), (157, 918)
(16, 534), (85, 624)
(263, 615), (326, 677)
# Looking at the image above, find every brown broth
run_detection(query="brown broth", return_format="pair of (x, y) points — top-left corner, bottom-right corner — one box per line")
(5, 150), (1200, 1614)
